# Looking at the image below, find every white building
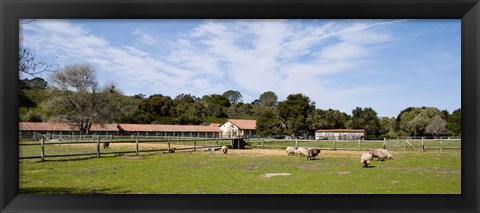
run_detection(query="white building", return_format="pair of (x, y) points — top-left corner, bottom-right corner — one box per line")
(220, 119), (257, 138)
(315, 129), (366, 140)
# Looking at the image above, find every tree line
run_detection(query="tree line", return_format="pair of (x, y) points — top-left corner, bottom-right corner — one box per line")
(19, 63), (461, 139)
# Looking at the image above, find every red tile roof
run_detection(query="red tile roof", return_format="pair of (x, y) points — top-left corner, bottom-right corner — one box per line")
(19, 122), (76, 131)
(227, 119), (256, 130)
(19, 122), (222, 133)
(316, 129), (365, 133)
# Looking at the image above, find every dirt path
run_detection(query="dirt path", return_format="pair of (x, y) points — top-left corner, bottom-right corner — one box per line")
(69, 142), (364, 156)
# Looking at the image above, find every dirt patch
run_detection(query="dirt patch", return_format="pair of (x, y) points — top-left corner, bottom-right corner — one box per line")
(121, 155), (144, 160)
(67, 142), (366, 156)
(262, 173), (291, 178)
(337, 171), (351, 175)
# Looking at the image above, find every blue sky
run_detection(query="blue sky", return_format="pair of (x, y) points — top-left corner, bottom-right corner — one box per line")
(20, 19), (460, 118)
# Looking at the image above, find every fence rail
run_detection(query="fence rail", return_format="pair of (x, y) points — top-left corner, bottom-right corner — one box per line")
(19, 137), (233, 160)
(19, 136), (461, 161)
(245, 138), (461, 152)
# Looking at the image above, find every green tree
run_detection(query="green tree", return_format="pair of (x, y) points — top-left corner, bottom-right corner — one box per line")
(258, 91), (278, 107)
(222, 90), (243, 104)
(277, 94), (315, 137)
(307, 109), (350, 131)
(351, 107), (381, 138)
(447, 108), (461, 136)
(378, 116), (397, 138)
(397, 107), (443, 137)
(201, 94), (231, 118)
(256, 107), (282, 136)
(136, 94), (174, 124)
(171, 94), (206, 125)
(227, 102), (256, 119)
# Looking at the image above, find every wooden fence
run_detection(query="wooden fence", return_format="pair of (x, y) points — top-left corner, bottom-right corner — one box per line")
(20, 136), (461, 161)
(246, 138), (461, 152)
(19, 137), (233, 160)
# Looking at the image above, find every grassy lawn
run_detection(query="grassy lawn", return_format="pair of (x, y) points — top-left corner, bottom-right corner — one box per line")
(19, 146), (461, 194)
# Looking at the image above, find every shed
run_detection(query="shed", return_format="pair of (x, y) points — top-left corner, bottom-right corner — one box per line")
(315, 129), (366, 140)
(231, 138), (246, 149)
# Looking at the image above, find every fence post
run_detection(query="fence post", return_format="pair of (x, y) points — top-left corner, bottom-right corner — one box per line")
(96, 139), (100, 158)
(358, 139), (361, 150)
(136, 138), (139, 156)
(40, 138), (45, 161)
(262, 139), (264, 149)
(168, 137), (171, 152)
(440, 138), (443, 152)
(333, 139), (336, 151)
(383, 138), (386, 150)
(295, 138), (298, 147)
(194, 137), (197, 151)
(421, 138), (425, 152)
(403, 139), (406, 152)
(216, 138), (218, 146)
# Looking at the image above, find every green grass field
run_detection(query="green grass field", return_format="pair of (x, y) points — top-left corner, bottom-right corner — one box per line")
(19, 143), (461, 194)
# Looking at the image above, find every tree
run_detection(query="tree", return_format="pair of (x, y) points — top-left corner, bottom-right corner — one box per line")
(258, 91), (278, 107)
(171, 94), (206, 125)
(201, 94), (231, 118)
(447, 108), (461, 136)
(378, 116), (397, 138)
(425, 115), (447, 138)
(227, 102), (256, 119)
(307, 109), (350, 131)
(19, 20), (58, 76)
(277, 94), (315, 137)
(222, 90), (243, 104)
(47, 64), (116, 134)
(397, 107), (443, 137)
(136, 94), (174, 124)
(256, 107), (282, 136)
(351, 107), (381, 138)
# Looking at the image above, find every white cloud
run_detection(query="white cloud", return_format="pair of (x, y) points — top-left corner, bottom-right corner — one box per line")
(21, 19), (402, 114)
(132, 29), (156, 45)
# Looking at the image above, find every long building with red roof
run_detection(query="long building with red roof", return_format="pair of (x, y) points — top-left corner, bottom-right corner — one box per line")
(19, 122), (223, 139)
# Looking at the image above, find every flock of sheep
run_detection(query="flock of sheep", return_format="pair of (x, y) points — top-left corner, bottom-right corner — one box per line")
(286, 146), (394, 168)
(113, 141), (391, 168)
(360, 149), (394, 168)
(286, 146), (321, 160)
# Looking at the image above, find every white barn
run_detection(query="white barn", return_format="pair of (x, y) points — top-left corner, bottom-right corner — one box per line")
(315, 129), (366, 140)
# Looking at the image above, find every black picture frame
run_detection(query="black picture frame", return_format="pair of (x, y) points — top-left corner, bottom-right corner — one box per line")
(1, 0), (479, 212)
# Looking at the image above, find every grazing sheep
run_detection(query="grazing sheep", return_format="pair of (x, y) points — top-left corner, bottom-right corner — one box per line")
(204, 147), (213, 152)
(306, 148), (321, 160)
(369, 149), (387, 161)
(168, 148), (176, 153)
(361, 152), (373, 168)
(380, 149), (394, 159)
(103, 142), (110, 149)
(286, 146), (297, 156)
(295, 147), (308, 157)
(221, 145), (228, 154)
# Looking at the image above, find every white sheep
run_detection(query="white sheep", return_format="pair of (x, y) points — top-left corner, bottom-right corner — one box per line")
(379, 149), (393, 159)
(361, 152), (373, 168)
(286, 146), (297, 156)
(369, 149), (387, 161)
(295, 147), (308, 157)
(221, 145), (228, 154)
